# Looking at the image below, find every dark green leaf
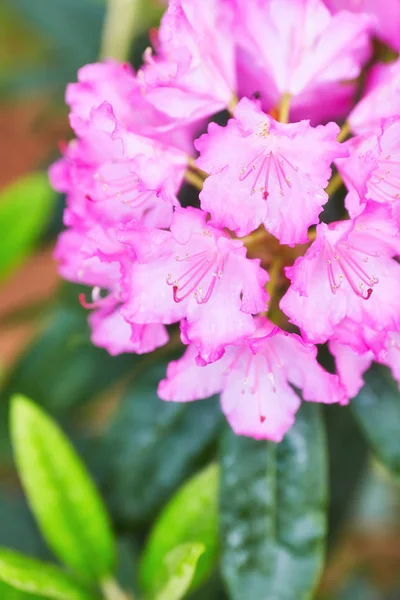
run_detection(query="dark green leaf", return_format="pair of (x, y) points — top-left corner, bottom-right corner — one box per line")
(323, 404), (368, 546)
(0, 305), (136, 461)
(140, 465), (219, 595)
(0, 549), (95, 600)
(11, 396), (115, 584)
(220, 403), (327, 600)
(101, 360), (222, 524)
(0, 173), (55, 281)
(351, 364), (400, 477)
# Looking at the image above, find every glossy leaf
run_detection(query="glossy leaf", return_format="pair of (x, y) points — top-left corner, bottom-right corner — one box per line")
(101, 360), (222, 524)
(10, 395), (115, 584)
(323, 404), (368, 546)
(0, 549), (95, 600)
(351, 364), (400, 477)
(220, 403), (327, 600)
(0, 173), (55, 281)
(140, 465), (219, 596)
(152, 543), (205, 600)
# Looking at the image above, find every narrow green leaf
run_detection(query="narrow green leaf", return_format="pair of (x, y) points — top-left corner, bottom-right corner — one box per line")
(101, 359), (222, 524)
(152, 543), (205, 600)
(220, 403), (327, 600)
(140, 465), (219, 596)
(0, 580), (47, 599)
(10, 395), (115, 584)
(0, 549), (95, 600)
(351, 364), (400, 477)
(0, 173), (55, 281)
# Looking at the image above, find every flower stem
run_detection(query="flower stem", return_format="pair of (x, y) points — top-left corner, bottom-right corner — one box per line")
(326, 171), (344, 197)
(278, 93), (291, 124)
(184, 169), (205, 191)
(100, 0), (141, 61)
(101, 578), (132, 600)
(337, 121), (351, 143)
(227, 94), (239, 116)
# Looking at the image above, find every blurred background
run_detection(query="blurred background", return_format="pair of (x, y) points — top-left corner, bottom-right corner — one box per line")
(0, 1), (399, 598)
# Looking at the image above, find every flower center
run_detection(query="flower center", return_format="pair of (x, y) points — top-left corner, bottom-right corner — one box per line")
(325, 242), (380, 299)
(166, 247), (224, 304)
(93, 167), (152, 206)
(239, 145), (298, 199)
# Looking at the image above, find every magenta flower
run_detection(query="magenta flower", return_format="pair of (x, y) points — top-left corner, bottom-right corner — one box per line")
(280, 204), (400, 343)
(50, 0), (400, 441)
(139, 0), (236, 122)
(233, 0), (372, 122)
(196, 98), (344, 243)
(336, 116), (400, 216)
(159, 318), (345, 441)
(349, 58), (400, 135)
(324, 0), (400, 51)
(119, 207), (268, 363)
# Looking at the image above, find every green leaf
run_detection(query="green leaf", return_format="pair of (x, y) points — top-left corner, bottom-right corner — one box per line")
(152, 543), (205, 600)
(0, 549), (95, 600)
(323, 404), (368, 546)
(0, 173), (55, 281)
(140, 465), (219, 596)
(10, 395), (115, 584)
(220, 403), (327, 600)
(101, 359), (222, 524)
(351, 364), (400, 477)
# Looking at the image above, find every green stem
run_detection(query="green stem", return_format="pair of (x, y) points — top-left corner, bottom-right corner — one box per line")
(278, 93), (291, 124)
(326, 171), (344, 197)
(99, 0), (141, 61)
(337, 121), (351, 143)
(185, 169), (204, 191)
(101, 578), (132, 600)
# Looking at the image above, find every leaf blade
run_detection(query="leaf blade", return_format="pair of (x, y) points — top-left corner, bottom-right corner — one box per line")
(0, 173), (55, 281)
(139, 464), (219, 596)
(153, 543), (205, 600)
(220, 403), (327, 600)
(0, 549), (95, 600)
(10, 395), (115, 584)
(351, 364), (400, 477)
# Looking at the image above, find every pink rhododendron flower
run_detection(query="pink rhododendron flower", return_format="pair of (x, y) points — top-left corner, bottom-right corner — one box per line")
(336, 116), (400, 216)
(280, 204), (400, 343)
(349, 58), (400, 135)
(50, 0), (400, 441)
(330, 329), (400, 398)
(159, 319), (345, 441)
(119, 207), (268, 363)
(196, 98), (344, 243)
(140, 0), (236, 122)
(324, 0), (400, 51)
(233, 0), (372, 122)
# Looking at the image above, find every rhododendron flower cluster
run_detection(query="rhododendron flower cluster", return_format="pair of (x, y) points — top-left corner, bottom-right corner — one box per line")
(50, 0), (400, 442)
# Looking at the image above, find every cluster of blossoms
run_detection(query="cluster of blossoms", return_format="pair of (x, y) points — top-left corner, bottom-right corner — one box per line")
(50, 0), (400, 441)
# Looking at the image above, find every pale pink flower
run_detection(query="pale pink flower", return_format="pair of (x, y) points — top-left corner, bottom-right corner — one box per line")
(330, 329), (400, 398)
(196, 98), (344, 243)
(66, 60), (194, 152)
(336, 117), (400, 216)
(51, 102), (186, 229)
(139, 0), (236, 122)
(119, 207), (268, 363)
(349, 58), (400, 135)
(159, 319), (345, 441)
(233, 0), (372, 122)
(89, 305), (168, 356)
(324, 0), (400, 51)
(280, 204), (400, 343)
